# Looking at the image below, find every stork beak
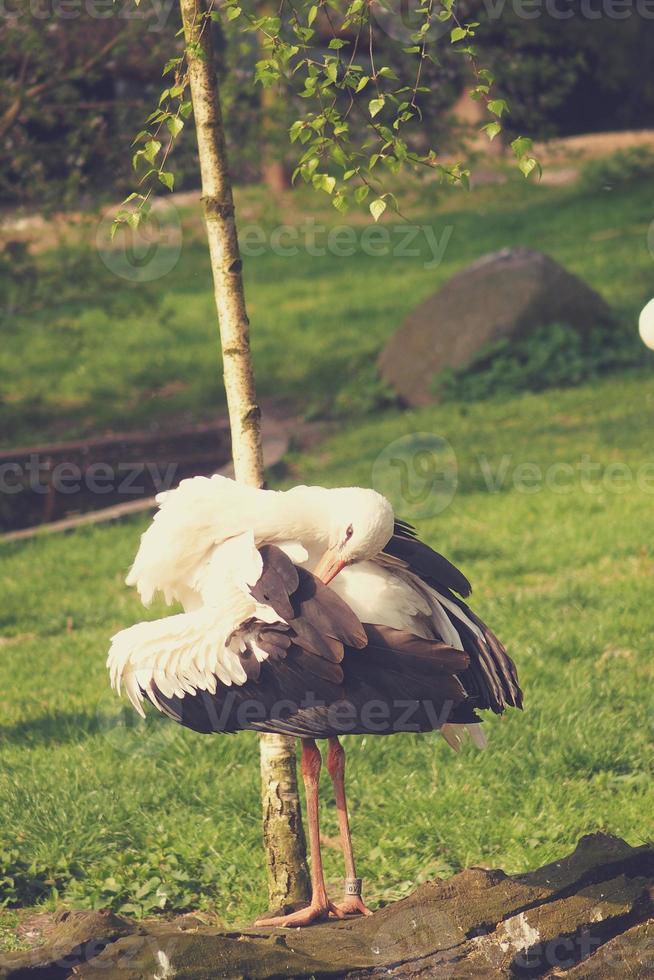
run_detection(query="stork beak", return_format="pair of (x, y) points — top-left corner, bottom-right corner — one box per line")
(314, 548), (347, 585)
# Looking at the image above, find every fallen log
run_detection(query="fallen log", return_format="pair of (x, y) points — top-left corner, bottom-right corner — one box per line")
(1, 834), (652, 979)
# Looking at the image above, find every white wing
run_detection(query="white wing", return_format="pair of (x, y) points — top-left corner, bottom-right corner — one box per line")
(107, 589), (284, 718)
(329, 560), (482, 647)
(112, 529), (287, 716)
(126, 475), (264, 607)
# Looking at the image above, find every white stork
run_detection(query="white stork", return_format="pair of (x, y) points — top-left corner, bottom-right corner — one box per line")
(108, 475), (522, 927)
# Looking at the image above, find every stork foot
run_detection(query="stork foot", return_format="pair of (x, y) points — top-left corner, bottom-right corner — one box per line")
(255, 899), (345, 928)
(335, 895), (373, 917)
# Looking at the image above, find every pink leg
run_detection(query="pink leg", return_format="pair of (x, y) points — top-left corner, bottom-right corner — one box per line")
(327, 737), (372, 916)
(256, 739), (344, 927)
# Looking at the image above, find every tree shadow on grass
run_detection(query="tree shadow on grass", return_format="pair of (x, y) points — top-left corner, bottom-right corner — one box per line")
(0, 705), (173, 750)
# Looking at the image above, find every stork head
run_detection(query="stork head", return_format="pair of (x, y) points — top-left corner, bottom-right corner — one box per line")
(314, 487), (395, 584)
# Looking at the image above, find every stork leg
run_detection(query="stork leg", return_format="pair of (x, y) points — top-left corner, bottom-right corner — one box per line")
(327, 737), (372, 916)
(255, 739), (344, 927)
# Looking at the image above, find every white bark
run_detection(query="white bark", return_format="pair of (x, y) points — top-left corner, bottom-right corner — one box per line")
(179, 0), (310, 910)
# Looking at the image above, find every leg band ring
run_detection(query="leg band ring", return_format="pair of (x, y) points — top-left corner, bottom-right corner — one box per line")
(345, 877), (363, 897)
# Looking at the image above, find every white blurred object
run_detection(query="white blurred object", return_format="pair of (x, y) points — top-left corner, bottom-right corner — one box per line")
(638, 298), (654, 350)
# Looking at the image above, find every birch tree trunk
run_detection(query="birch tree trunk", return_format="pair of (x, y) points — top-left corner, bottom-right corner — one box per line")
(179, 0), (310, 911)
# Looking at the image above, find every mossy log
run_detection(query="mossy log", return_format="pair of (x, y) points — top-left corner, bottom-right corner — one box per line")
(2, 834), (652, 979)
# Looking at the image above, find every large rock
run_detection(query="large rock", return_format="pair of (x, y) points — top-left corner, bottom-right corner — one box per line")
(2, 835), (652, 979)
(379, 248), (614, 406)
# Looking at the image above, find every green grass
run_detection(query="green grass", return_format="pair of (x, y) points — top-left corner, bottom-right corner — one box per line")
(1, 175), (653, 447)
(1, 172), (653, 942)
(1, 374), (653, 937)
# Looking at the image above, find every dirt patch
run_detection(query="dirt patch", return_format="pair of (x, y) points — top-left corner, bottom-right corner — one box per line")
(534, 129), (654, 165)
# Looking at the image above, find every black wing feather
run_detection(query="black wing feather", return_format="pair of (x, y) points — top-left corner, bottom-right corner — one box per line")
(384, 524), (522, 714)
(384, 524), (472, 599)
(147, 548), (472, 738)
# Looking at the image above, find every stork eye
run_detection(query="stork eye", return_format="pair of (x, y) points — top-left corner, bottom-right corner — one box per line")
(344, 524), (354, 541)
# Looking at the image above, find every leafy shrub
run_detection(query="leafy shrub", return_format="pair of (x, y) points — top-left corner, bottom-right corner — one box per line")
(0, 848), (79, 908)
(0, 836), (228, 918)
(580, 148), (654, 193)
(434, 322), (645, 403)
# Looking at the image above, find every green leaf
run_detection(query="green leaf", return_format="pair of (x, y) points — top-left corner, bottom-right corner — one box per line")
(158, 171), (175, 191)
(332, 192), (349, 213)
(511, 135), (533, 158)
(226, 5), (241, 19)
(519, 157), (538, 178)
(307, 4), (318, 25)
(356, 76), (369, 93)
(162, 57), (182, 75)
(143, 140), (162, 165)
(450, 26), (467, 42)
(488, 99), (509, 118)
(166, 116), (184, 138)
(304, 156), (320, 177)
(331, 143), (348, 168)
(482, 121), (502, 141)
(355, 184), (369, 203)
(369, 97), (385, 118)
(369, 198), (386, 222)
(289, 120), (304, 143)
(315, 173), (336, 194)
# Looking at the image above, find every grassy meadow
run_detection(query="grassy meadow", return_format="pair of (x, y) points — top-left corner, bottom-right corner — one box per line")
(1, 173), (653, 942)
(1, 174), (652, 445)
